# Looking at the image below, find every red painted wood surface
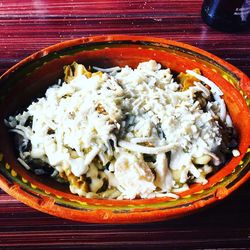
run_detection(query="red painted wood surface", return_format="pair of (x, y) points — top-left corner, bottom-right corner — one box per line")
(0, 0), (249, 249)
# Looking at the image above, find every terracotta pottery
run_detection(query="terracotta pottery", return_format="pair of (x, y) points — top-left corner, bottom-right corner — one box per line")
(0, 35), (249, 224)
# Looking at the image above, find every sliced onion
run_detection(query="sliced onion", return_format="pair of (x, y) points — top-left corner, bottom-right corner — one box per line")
(193, 81), (210, 97)
(17, 157), (30, 170)
(9, 128), (27, 139)
(130, 137), (155, 144)
(93, 66), (121, 73)
(118, 140), (176, 154)
(219, 98), (227, 121)
(225, 114), (233, 127)
(205, 150), (221, 166)
(186, 70), (223, 96)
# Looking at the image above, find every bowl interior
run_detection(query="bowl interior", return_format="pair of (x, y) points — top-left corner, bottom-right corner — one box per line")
(0, 37), (249, 223)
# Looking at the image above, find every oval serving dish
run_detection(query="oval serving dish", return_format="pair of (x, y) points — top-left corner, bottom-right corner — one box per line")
(0, 35), (249, 224)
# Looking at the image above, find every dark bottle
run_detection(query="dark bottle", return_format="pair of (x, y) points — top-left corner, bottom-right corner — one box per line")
(201, 0), (250, 32)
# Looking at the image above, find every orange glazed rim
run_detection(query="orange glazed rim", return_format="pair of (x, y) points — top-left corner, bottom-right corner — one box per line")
(0, 35), (249, 224)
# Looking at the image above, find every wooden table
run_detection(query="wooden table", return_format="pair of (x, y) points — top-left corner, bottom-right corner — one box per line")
(0, 0), (249, 249)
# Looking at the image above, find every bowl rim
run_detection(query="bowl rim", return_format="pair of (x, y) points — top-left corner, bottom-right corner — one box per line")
(0, 35), (249, 224)
(1, 35), (249, 95)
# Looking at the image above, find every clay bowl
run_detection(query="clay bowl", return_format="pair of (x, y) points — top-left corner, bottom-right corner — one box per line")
(0, 35), (249, 224)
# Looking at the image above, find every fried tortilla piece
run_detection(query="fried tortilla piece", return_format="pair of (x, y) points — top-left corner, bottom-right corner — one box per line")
(63, 62), (92, 83)
(177, 68), (201, 91)
(60, 168), (89, 193)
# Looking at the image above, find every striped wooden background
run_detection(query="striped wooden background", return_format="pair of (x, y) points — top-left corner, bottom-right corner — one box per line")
(0, 0), (249, 249)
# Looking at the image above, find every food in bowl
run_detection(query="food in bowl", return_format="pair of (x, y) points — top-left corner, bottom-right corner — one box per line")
(5, 60), (239, 200)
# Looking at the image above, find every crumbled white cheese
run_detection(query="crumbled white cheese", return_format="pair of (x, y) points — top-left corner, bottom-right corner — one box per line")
(10, 60), (236, 199)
